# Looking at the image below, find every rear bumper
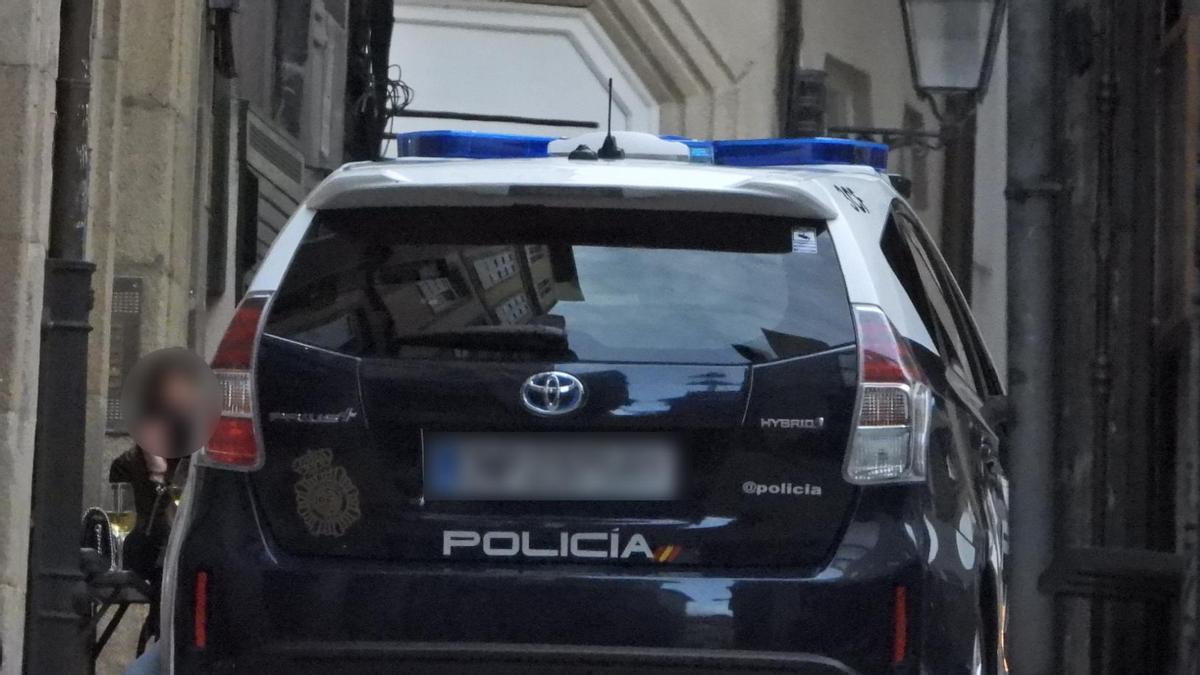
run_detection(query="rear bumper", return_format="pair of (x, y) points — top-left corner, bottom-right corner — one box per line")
(168, 472), (936, 674)
(244, 642), (859, 674)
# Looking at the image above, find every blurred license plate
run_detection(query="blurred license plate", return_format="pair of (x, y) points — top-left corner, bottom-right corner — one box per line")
(423, 433), (680, 501)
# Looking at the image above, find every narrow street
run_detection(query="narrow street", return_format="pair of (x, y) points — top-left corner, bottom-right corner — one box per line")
(0, 1), (1195, 673)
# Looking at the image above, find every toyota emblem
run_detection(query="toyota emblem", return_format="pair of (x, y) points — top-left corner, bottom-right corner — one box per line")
(521, 371), (586, 416)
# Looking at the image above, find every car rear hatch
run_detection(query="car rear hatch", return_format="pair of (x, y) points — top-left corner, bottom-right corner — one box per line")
(251, 205), (859, 570)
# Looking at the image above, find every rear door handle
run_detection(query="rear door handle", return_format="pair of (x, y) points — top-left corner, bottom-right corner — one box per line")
(980, 441), (1002, 474)
(983, 456), (1002, 476)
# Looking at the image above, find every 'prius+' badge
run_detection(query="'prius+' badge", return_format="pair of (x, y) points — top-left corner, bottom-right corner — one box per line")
(269, 408), (358, 424)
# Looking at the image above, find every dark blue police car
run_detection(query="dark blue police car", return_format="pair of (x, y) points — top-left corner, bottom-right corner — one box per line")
(161, 131), (1009, 674)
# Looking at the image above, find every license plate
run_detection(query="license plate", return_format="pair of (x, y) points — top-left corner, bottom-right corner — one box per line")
(423, 432), (681, 501)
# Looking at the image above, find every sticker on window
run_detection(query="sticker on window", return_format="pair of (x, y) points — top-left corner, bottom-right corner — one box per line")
(792, 228), (818, 254)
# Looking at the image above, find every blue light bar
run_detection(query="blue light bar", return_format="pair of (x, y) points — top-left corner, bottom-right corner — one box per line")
(391, 130), (888, 170)
(394, 130), (552, 159)
(712, 137), (889, 171)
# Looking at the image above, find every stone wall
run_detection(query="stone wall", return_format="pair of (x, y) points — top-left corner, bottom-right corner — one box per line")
(0, 0), (59, 671)
(85, 0), (210, 510)
(0, 0), (209, 667)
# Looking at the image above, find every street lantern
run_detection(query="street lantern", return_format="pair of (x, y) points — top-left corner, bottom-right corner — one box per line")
(900, 0), (1007, 101)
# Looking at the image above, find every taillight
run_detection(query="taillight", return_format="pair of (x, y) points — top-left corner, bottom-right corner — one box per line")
(892, 585), (908, 665)
(844, 304), (932, 484)
(194, 570), (209, 649)
(200, 294), (269, 471)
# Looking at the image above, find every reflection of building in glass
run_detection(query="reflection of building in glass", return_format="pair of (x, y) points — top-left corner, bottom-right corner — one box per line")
(266, 235), (582, 355)
(472, 250), (518, 289)
(374, 243), (569, 334)
(458, 243), (562, 325)
(495, 294), (532, 324)
(415, 277), (459, 313)
(373, 251), (481, 333)
(525, 244), (548, 264)
(523, 245), (566, 317)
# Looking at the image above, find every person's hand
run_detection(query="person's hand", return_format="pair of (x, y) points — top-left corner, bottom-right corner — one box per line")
(133, 418), (169, 462)
(141, 444), (169, 483)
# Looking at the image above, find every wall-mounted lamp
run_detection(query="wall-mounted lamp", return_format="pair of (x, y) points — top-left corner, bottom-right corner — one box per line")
(900, 0), (1008, 103)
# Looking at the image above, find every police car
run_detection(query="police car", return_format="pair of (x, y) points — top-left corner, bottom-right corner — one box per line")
(163, 130), (1009, 674)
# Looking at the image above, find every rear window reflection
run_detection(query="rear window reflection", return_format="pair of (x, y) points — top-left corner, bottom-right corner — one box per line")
(265, 207), (855, 365)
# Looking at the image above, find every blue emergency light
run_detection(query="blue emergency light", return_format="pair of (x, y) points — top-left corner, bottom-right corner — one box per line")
(392, 130), (888, 171)
(393, 130), (554, 159)
(712, 137), (888, 172)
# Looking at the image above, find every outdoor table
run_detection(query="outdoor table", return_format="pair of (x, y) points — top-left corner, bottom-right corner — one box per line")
(83, 565), (152, 662)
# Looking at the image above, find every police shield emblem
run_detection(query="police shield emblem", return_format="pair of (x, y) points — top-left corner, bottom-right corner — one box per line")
(292, 448), (361, 537)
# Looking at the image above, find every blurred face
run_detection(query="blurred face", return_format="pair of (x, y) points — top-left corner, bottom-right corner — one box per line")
(159, 368), (200, 416)
(133, 416), (170, 458)
(122, 348), (221, 460)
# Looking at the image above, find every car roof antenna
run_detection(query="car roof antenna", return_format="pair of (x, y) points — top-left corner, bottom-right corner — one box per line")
(597, 78), (624, 160)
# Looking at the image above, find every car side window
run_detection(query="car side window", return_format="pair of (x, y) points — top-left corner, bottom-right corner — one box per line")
(897, 206), (1003, 397)
(880, 206), (981, 394)
(880, 211), (956, 360)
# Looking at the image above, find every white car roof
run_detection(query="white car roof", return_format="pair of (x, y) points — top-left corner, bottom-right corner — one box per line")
(306, 157), (845, 218)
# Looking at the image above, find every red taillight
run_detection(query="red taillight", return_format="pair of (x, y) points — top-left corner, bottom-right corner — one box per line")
(844, 305), (932, 484)
(857, 306), (922, 384)
(200, 295), (268, 471)
(194, 571), (209, 649)
(206, 417), (257, 467)
(211, 296), (265, 369)
(892, 585), (908, 665)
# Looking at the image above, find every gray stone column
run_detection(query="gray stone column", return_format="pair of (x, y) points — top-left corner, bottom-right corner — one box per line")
(83, 0), (124, 514)
(0, 1), (59, 672)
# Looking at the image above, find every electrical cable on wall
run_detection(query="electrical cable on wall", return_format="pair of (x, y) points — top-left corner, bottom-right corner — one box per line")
(380, 65), (416, 157)
(352, 58), (415, 158)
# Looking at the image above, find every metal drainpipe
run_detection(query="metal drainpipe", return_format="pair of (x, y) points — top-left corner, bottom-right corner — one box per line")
(23, 0), (97, 672)
(1005, 0), (1060, 672)
(775, 0), (803, 136)
(940, 92), (978, 303)
(368, 0), (392, 159)
(1087, 0), (1120, 668)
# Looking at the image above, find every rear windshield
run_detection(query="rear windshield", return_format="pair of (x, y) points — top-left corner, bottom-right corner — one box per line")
(264, 207), (855, 365)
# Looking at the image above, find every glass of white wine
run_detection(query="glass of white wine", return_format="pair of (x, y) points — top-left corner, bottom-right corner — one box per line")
(105, 482), (136, 570)
(168, 483), (183, 508)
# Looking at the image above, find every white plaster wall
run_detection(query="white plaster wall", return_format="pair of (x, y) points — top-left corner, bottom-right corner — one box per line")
(801, 0), (1007, 376)
(389, 0), (782, 141)
(587, 0), (780, 139)
(800, 0), (945, 236)
(652, 0), (782, 138)
(387, 0), (659, 141)
(971, 30), (1007, 376)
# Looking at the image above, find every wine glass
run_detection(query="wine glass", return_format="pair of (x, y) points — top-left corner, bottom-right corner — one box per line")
(105, 482), (136, 570)
(168, 483), (184, 508)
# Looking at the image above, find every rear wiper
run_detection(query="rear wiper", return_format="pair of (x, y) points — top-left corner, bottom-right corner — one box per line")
(731, 342), (773, 363)
(390, 325), (569, 352)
